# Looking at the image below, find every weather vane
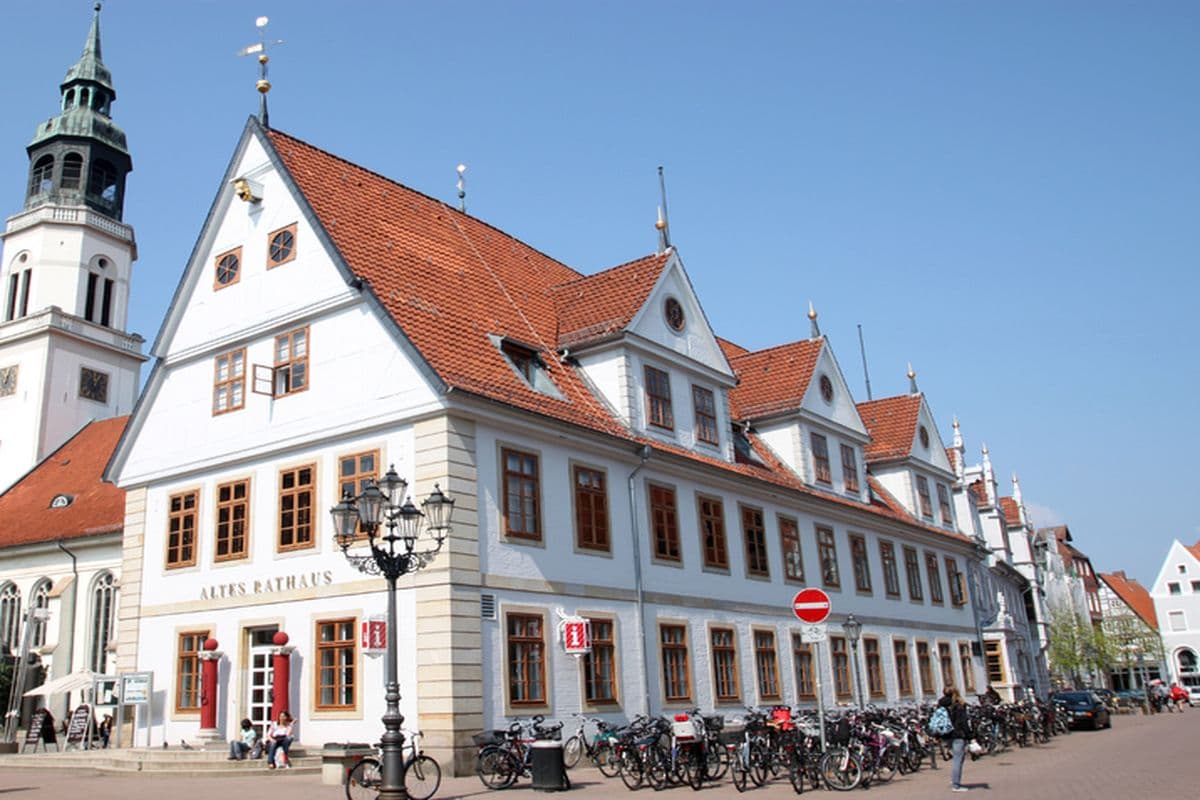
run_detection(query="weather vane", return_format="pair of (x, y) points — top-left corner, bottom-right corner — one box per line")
(237, 16), (284, 128)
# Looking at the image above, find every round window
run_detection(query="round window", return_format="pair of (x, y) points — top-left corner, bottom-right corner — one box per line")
(819, 374), (834, 404)
(269, 228), (295, 264)
(664, 297), (685, 332)
(919, 425), (930, 449)
(215, 251), (240, 286)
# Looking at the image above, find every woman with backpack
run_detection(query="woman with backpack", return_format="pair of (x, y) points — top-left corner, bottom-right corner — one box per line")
(937, 687), (971, 792)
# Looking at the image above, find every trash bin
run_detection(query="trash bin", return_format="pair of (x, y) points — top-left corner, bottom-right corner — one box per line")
(530, 738), (570, 791)
(321, 742), (374, 786)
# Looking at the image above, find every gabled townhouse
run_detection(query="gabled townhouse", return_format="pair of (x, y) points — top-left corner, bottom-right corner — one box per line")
(1097, 570), (1164, 690)
(1148, 540), (1200, 693)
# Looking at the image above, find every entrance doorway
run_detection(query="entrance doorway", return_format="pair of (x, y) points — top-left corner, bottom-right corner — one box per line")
(245, 626), (279, 735)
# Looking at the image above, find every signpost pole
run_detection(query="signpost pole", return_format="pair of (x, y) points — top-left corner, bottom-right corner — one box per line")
(792, 589), (832, 752)
(814, 641), (827, 752)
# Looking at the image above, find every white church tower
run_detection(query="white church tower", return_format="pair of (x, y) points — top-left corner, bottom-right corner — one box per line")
(0, 4), (145, 492)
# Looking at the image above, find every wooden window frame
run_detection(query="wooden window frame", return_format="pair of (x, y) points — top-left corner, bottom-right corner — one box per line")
(849, 534), (872, 594)
(214, 478), (250, 562)
(272, 327), (309, 398)
(502, 447), (541, 542)
(166, 490), (199, 569)
(753, 628), (781, 701)
(894, 638), (912, 696)
(506, 611), (548, 708)
(840, 444), (859, 493)
(938, 641), (954, 688)
(792, 635), (815, 699)
(314, 617), (357, 711)
(212, 348), (246, 415)
(946, 557), (967, 606)
(741, 504), (769, 578)
(916, 641), (935, 695)
(278, 463), (316, 552)
(926, 552), (945, 605)
(830, 635), (852, 699)
(174, 630), (210, 713)
(880, 540), (901, 598)
(817, 525), (841, 589)
(864, 637), (884, 698)
(916, 475), (934, 519)
(937, 483), (953, 525)
(573, 465), (610, 553)
(959, 642), (976, 693)
(645, 365), (674, 430)
(337, 450), (380, 539)
(710, 626), (740, 703)
(583, 616), (619, 706)
(649, 483), (681, 563)
(779, 515), (804, 584)
(697, 494), (728, 570)
(659, 622), (692, 704)
(811, 433), (832, 485)
(904, 546), (924, 602)
(213, 246), (242, 290)
(984, 640), (1005, 684)
(267, 222), (298, 268)
(692, 385), (719, 445)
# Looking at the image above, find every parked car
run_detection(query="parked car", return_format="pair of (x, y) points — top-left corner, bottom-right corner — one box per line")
(1053, 691), (1112, 730)
(1186, 684), (1200, 707)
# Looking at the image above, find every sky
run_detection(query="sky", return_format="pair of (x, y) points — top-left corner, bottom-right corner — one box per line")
(1, 1), (1196, 587)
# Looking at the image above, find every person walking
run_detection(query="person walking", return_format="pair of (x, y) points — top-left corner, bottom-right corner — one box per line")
(939, 687), (971, 792)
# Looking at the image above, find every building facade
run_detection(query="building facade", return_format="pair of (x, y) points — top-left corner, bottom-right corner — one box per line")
(1148, 540), (1200, 694)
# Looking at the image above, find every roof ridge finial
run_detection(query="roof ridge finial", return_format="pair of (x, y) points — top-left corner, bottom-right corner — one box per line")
(456, 164), (467, 213)
(807, 301), (821, 339)
(907, 362), (918, 394)
(981, 442), (995, 505)
(238, 16), (285, 128)
(656, 166), (672, 253)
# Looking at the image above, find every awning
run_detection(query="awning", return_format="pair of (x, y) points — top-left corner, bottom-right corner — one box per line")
(23, 669), (99, 697)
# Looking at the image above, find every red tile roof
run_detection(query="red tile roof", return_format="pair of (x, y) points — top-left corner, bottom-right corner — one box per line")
(999, 496), (1023, 528)
(726, 339), (824, 420)
(1099, 571), (1158, 630)
(0, 417), (128, 548)
(945, 447), (959, 474)
(968, 479), (989, 506)
(856, 394), (922, 462)
(1187, 540), (1200, 563)
(716, 337), (751, 360)
(551, 253), (671, 349)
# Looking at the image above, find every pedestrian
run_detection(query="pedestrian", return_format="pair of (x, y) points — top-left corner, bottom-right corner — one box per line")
(939, 687), (971, 793)
(982, 684), (1002, 706)
(1169, 683), (1187, 712)
(266, 710), (294, 769)
(228, 718), (259, 760)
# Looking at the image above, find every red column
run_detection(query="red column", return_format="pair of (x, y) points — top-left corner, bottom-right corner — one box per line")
(199, 637), (221, 731)
(270, 631), (294, 722)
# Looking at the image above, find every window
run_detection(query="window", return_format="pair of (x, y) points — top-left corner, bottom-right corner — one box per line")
(864, 638), (884, 698)
(28, 155), (53, 195)
(811, 433), (832, 485)
(819, 374), (834, 403)
(946, 558), (967, 606)
(850, 534), (872, 593)
(268, 223), (297, 267)
(817, 525), (840, 588)
(926, 553), (945, 604)
(584, 618), (617, 704)
(841, 445), (859, 493)
(338, 450), (379, 537)
(660, 623), (691, 702)
(61, 152), (82, 189)
(212, 349), (246, 415)
(904, 546), (923, 601)
(894, 639), (912, 695)
(984, 641), (1004, 684)
(1179, 564), (1187, 574)
(30, 579), (50, 648)
(315, 618), (356, 710)
(214, 247), (241, 289)
(500, 339), (542, 385)
(711, 627), (739, 702)
(273, 328), (309, 396)
(664, 297), (686, 331)
(754, 629), (781, 700)
(215, 479), (250, 561)
(88, 158), (118, 203)
(698, 495), (728, 569)
(649, 484), (680, 562)
(880, 541), (901, 598)
(916, 476), (933, 519)
(938, 642), (954, 687)
(645, 365), (674, 429)
(87, 572), (117, 673)
(574, 466), (609, 552)
(830, 636), (851, 698)
(1169, 583), (1182, 595)
(1168, 611), (1186, 632)
(502, 448), (540, 541)
(692, 385), (719, 445)
(742, 505), (769, 577)
(917, 642), (934, 694)
(507, 613), (546, 706)
(166, 490), (198, 568)
(1192, 581), (1200, 593)
(0, 583), (19, 652)
(792, 635), (815, 699)
(780, 516), (804, 582)
(959, 643), (975, 693)
(937, 483), (953, 525)
(278, 465), (315, 551)
(175, 631), (209, 712)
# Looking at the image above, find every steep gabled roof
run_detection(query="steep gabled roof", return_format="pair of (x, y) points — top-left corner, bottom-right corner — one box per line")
(551, 253), (672, 349)
(1099, 571), (1158, 630)
(1187, 540), (1200, 563)
(0, 417), (127, 548)
(726, 339), (824, 420)
(856, 394), (922, 462)
(945, 448), (959, 474)
(999, 496), (1022, 528)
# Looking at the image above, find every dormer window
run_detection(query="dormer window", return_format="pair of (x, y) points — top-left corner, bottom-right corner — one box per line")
(692, 385), (718, 445)
(496, 337), (561, 396)
(916, 475), (933, 519)
(840, 445), (859, 494)
(811, 433), (832, 485)
(645, 365), (673, 430)
(937, 484), (953, 525)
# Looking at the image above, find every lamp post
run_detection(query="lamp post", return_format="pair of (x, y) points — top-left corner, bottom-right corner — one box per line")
(842, 614), (865, 709)
(330, 466), (453, 800)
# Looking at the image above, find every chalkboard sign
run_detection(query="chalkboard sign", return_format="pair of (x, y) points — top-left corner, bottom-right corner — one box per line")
(65, 704), (92, 749)
(22, 708), (57, 753)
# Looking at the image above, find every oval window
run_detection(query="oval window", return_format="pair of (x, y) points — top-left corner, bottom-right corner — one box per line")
(664, 297), (685, 332)
(919, 425), (930, 449)
(819, 374), (834, 404)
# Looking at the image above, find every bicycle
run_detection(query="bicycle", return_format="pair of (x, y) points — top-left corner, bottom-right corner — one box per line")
(474, 716), (567, 790)
(562, 713), (619, 775)
(345, 729), (441, 800)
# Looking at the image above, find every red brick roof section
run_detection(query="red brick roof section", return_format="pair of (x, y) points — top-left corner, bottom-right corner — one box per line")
(716, 337), (751, 360)
(551, 253), (671, 349)
(1099, 571), (1158, 630)
(856, 394), (922, 462)
(999, 496), (1022, 528)
(726, 339), (824, 420)
(968, 479), (989, 506)
(1187, 541), (1200, 563)
(0, 417), (128, 548)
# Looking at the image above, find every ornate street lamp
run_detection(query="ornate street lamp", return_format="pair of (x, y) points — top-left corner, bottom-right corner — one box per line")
(331, 467), (453, 800)
(842, 613), (865, 709)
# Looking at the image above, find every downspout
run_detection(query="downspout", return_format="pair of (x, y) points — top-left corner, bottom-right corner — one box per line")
(56, 539), (79, 674)
(627, 444), (652, 716)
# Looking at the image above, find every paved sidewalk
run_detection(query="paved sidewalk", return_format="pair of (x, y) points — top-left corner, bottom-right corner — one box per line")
(1, 709), (1195, 799)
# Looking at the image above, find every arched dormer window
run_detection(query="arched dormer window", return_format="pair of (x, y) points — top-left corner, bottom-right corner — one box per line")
(80, 88), (90, 107)
(28, 155), (54, 197)
(88, 571), (116, 673)
(30, 579), (51, 648)
(0, 582), (20, 654)
(65, 89), (76, 108)
(88, 159), (118, 205)
(61, 153), (83, 190)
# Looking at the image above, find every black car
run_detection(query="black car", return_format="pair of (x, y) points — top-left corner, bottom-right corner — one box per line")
(1053, 691), (1112, 730)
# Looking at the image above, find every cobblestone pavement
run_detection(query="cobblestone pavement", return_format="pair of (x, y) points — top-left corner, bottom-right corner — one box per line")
(1, 709), (1195, 799)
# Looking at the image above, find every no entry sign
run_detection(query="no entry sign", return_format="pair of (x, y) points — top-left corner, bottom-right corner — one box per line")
(792, 588), (832, 624)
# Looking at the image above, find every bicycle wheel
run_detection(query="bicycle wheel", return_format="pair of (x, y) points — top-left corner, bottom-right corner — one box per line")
(749, 741), (770, 787)
(787, 751), (805, 794)
(645, 747), (669, 791)
(346, 757), (382, 800)
(705, 743), (727, 781)
(620, 748), (644, 790)
(476, 746), (517, 789)
(563, 735), (583, 769)
(404, 754), (441, 800)
(730, 752), (750, 793)
(820, 747), (862, 792)
(685, 747), (705, 791)
(595, 741), (621, 778)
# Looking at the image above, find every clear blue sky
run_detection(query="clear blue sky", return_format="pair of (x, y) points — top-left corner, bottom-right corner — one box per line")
(2, 1), (1196, 587)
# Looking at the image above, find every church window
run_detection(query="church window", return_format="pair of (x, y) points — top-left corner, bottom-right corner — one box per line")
(268, 224), (297, 267)
(61, 153), (83, 189)
(212, 348), (246, 415)
(30, 579), (50, 648)
(214, 247), (241, 289)
(88, 572), (116, 673)
(0, 583), (20, 652)
(29, 155), (54, 196)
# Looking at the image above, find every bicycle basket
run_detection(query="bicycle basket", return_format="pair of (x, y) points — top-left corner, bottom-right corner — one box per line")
(703, 714), (725, 732)
(717, 729), (745, 747)
(471, 730), (505, 747)
(829, 718), (851, 746)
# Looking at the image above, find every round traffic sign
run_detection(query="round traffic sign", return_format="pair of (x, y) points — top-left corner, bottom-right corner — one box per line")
(792, 588), (831, 623)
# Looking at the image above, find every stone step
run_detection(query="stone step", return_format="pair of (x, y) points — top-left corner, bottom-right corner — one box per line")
(0, 748), (318, 775)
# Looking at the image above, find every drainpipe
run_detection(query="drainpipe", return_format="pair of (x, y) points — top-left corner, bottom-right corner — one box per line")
(626, 444), (652, 716)
(55, 540), (79, 720)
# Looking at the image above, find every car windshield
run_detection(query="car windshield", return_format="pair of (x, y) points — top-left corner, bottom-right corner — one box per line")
(1056, 692), (1093, 703)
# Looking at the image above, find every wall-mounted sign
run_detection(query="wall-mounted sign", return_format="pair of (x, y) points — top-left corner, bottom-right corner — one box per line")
(120, 672), (152, 705)
(199, 570), (333, 601)
(361, 616), (387, 657)
(560, 617), (591, 656)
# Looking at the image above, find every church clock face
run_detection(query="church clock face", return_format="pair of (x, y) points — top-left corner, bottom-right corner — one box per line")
(0, 365), (16, 397)
(79, 367), (109, 403)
